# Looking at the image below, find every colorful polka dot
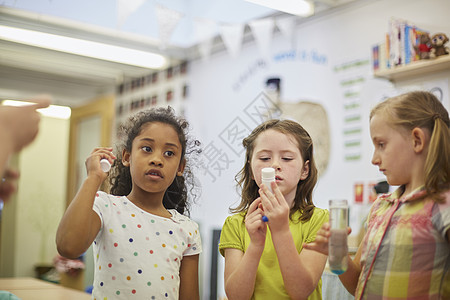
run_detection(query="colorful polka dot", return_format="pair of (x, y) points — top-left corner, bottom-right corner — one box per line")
(108, 263), (112, 268)
(151, 219), (155, 223)
(169, 230), (173, 234)
(137, 224), (142, 228)
(149, 250), (154, 254)
(131, 214), (135, 217)
(126, 276), (131, 280)
(161, 276), (165, 280)
(116, 291), (120, 295)
(133, 252), (138, 256)
(129, 238), (133, 242)
(122, 224), (126, 228)
(138, 269), (142, 274)
(109, 229), (113, 233)
(114, 243), (118, 247)
(147, 282), (152, 286)
(162, 243), (166, 247)
(132, 290), (136, 294)
(120, 258), (124, 262)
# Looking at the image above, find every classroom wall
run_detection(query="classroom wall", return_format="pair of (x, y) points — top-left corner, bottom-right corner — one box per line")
(183, 0), (450, 298)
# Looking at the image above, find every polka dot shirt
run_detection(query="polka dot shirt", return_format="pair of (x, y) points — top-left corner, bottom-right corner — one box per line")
(91, 191), (202, 299)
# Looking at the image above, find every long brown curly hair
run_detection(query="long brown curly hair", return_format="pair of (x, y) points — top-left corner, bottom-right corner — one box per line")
(231, 119), (318, 222)
(108, 106), (201, 215)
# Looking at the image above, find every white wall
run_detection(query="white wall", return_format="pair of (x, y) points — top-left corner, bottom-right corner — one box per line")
(183, 0), (450, 298)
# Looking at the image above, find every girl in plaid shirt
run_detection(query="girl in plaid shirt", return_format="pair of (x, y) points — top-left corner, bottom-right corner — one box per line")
(305, 91), (450, 299)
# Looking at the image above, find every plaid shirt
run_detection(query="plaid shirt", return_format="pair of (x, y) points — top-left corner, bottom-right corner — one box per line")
(355, 186), (450, 300)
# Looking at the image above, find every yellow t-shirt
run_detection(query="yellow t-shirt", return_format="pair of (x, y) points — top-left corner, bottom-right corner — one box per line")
(219, 208), (329, 300)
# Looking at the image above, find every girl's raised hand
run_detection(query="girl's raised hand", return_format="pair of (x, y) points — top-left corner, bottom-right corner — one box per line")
(85, 147), (116, 180)
(259, 182), (290, 233)
(245, 197), (267, 247)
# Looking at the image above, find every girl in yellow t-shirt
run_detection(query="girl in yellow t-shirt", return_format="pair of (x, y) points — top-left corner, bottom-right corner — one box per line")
(219, 119), (329, 300)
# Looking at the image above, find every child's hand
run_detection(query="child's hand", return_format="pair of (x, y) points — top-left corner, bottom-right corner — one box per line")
(245, 197), (267, 247)
(302, 223), (352, 255)
(85, 147), (116, 179)
(259, 183), (290, 233)
(0, 168), (19, 203)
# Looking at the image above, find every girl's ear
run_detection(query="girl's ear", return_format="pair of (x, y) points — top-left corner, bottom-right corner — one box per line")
(177, 158), (186, 176)
(300, 160), (310, 180)
(122, 149), (131, 167)
(411, 127), (427, 153)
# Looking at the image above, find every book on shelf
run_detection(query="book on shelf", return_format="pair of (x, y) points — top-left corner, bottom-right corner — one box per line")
(373, 17), (429, 72)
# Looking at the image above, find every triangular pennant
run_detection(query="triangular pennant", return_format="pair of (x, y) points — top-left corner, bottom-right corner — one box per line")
(117, 0), (147, 27)
(276, 17), (297, 39)
(155, 4), (184, 49)
(194, 19), (218, 62)
(276, 16), (297, 48)
(219, 23), (245, 58)
(249, 18), (275, 58)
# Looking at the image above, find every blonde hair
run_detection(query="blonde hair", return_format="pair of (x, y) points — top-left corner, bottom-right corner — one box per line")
(370, 91), (450, 201)
(231, 119), (318, 222)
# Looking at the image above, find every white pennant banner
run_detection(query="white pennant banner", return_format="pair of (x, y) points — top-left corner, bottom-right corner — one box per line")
(117, 0), (147, 27)
(249, 18), (275, 59)
(219, 23), (245, 58)
(276, 17), (297, 48)
(194, 19), (218, 62)
(155, 4), (184, 49)
(276, 17), (296, 38)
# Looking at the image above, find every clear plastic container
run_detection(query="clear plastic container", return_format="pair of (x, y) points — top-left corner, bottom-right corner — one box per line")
(328, 199), (348, 275)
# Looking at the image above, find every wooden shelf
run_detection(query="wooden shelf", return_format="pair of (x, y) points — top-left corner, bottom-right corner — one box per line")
(374, 55), (450, 82)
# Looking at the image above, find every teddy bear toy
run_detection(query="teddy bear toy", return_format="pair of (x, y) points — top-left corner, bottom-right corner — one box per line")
(416, 33), (432, 59)
(429, 33), (449, 58)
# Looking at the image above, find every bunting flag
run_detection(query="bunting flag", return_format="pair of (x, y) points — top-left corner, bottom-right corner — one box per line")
(154, 4), (184, 49)
(117, 0), (147, 27)
(219, 23), (245, 58)
(249, 18), (275, 58)
(276, 17), (297, 39)
(194, 19), (218, 61)
(276, 16), (297, 48)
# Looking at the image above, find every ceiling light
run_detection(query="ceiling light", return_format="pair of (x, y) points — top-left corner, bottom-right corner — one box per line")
(0, 25), (167, 69)
(245, 0), (314, 17)
(2, 100), (71, 120)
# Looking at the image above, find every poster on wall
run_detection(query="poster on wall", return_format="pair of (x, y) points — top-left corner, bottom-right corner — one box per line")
(333, 58), (372, 162)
